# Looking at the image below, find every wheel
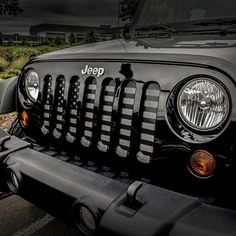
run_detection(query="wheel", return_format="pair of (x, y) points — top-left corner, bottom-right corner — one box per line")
(8, 117), (25, 138)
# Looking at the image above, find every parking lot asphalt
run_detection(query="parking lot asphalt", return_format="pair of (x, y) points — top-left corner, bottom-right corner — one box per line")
(0, 195), (81, 236)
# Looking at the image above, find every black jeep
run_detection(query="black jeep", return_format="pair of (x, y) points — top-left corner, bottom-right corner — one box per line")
(1, 0), (236, 235)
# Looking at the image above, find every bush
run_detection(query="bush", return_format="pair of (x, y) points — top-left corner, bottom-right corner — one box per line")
(0, 69), (20, 80)
(83, 31), (99, 44)
(0, 45), (68, 80)
(0, 45), (66, 63)
(9, 57), (28, 71)
(68, 33), (77, 45)
(0, 57), (9, 72)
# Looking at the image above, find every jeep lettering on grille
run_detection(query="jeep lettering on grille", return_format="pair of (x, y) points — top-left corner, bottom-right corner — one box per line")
(81, 65), (105, 77)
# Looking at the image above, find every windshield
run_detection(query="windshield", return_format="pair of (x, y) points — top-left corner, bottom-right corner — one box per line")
(135, 0), (236, 29)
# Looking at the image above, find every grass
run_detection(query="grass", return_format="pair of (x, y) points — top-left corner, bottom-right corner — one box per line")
(0, 57), (9, 72)
(0, 45), (68, 81)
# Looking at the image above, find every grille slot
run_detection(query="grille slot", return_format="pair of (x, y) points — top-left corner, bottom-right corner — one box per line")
(81, 77), (97, 147)
(97, 78), (116, 152)
(41, 76), (53, 135)
(116, 79), (136, 158)
(52, 76), (66, 139)
(66, 76), (80, 143)
(137, 83), (160, 163)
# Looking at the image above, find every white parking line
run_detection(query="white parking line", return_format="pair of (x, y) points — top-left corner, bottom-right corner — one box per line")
(12, 214), (54, 236)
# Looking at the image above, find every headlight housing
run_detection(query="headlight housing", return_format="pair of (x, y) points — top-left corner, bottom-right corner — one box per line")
(177, 78), (229, 131)
(25, 70), (40, 102)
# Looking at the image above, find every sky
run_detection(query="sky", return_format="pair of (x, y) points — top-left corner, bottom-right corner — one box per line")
(0, 0), (120, 34)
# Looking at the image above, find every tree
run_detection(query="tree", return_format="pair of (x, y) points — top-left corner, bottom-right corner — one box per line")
(0, 0), (23, 16)
(83, 31), (98, 44)
(111, 32), (119, 40)
(68, 32), (77, 45)
(54, 36), (60, 45)
(55, 36), (62, 45)
(119, 0), (140, 23)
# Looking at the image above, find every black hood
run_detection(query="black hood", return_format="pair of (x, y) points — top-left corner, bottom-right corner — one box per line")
(35, 36), (236, 80)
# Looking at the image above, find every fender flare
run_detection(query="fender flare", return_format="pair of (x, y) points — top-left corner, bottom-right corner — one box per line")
(0, 77), (17, 114)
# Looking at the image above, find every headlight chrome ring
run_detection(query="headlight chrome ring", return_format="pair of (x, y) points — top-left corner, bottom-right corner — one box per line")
(25, 70), (40, 102)
(177, 78), (230, 132)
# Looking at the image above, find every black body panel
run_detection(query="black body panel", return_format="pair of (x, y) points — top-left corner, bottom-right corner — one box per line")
(0, 76), (17, 114)
(32, 39), (236, 79)
(1, 132), (236, 236)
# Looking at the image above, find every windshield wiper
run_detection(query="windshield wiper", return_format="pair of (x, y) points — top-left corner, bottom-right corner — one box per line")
(178, 17), (236, 36)
(136, 22), (177, 34)
(193, 17), (236, 26)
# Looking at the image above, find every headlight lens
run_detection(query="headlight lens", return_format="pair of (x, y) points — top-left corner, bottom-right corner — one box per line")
(178, 79), (229, 131)
(25, 70), (40, 102)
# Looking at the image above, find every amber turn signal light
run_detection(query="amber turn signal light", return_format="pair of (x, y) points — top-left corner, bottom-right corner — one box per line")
(188, 150), (216, 178)
(20, 111), (29, 128)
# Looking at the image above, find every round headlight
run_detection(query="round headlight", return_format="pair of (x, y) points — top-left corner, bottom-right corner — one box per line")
(178, 78), (229, 131)
(25, 70), (40, 102)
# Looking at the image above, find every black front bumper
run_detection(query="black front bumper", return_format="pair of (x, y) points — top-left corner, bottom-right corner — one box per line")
(1, 130), (236, 236)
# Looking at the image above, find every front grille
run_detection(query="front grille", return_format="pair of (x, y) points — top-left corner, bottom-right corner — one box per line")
(40, 76), (160, 163)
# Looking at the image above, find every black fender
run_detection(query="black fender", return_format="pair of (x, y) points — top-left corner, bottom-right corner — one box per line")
(0, 77), (17, 114)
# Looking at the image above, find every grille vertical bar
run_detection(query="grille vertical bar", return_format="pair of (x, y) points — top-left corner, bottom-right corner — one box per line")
(66, 76), (80, 143)
(81, 77), (97, 147)
(137, 83), (160, 163)
(116, 80), (136, 158)
(97, 78), (116, 152)
(41, 76), (53, 135)
(52, 76), (66, 139)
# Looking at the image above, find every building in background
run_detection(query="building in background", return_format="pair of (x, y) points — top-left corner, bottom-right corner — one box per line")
(30, 23), (118, 42)
(0, 23), (120, 46)
(0, 33), (43, 46)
